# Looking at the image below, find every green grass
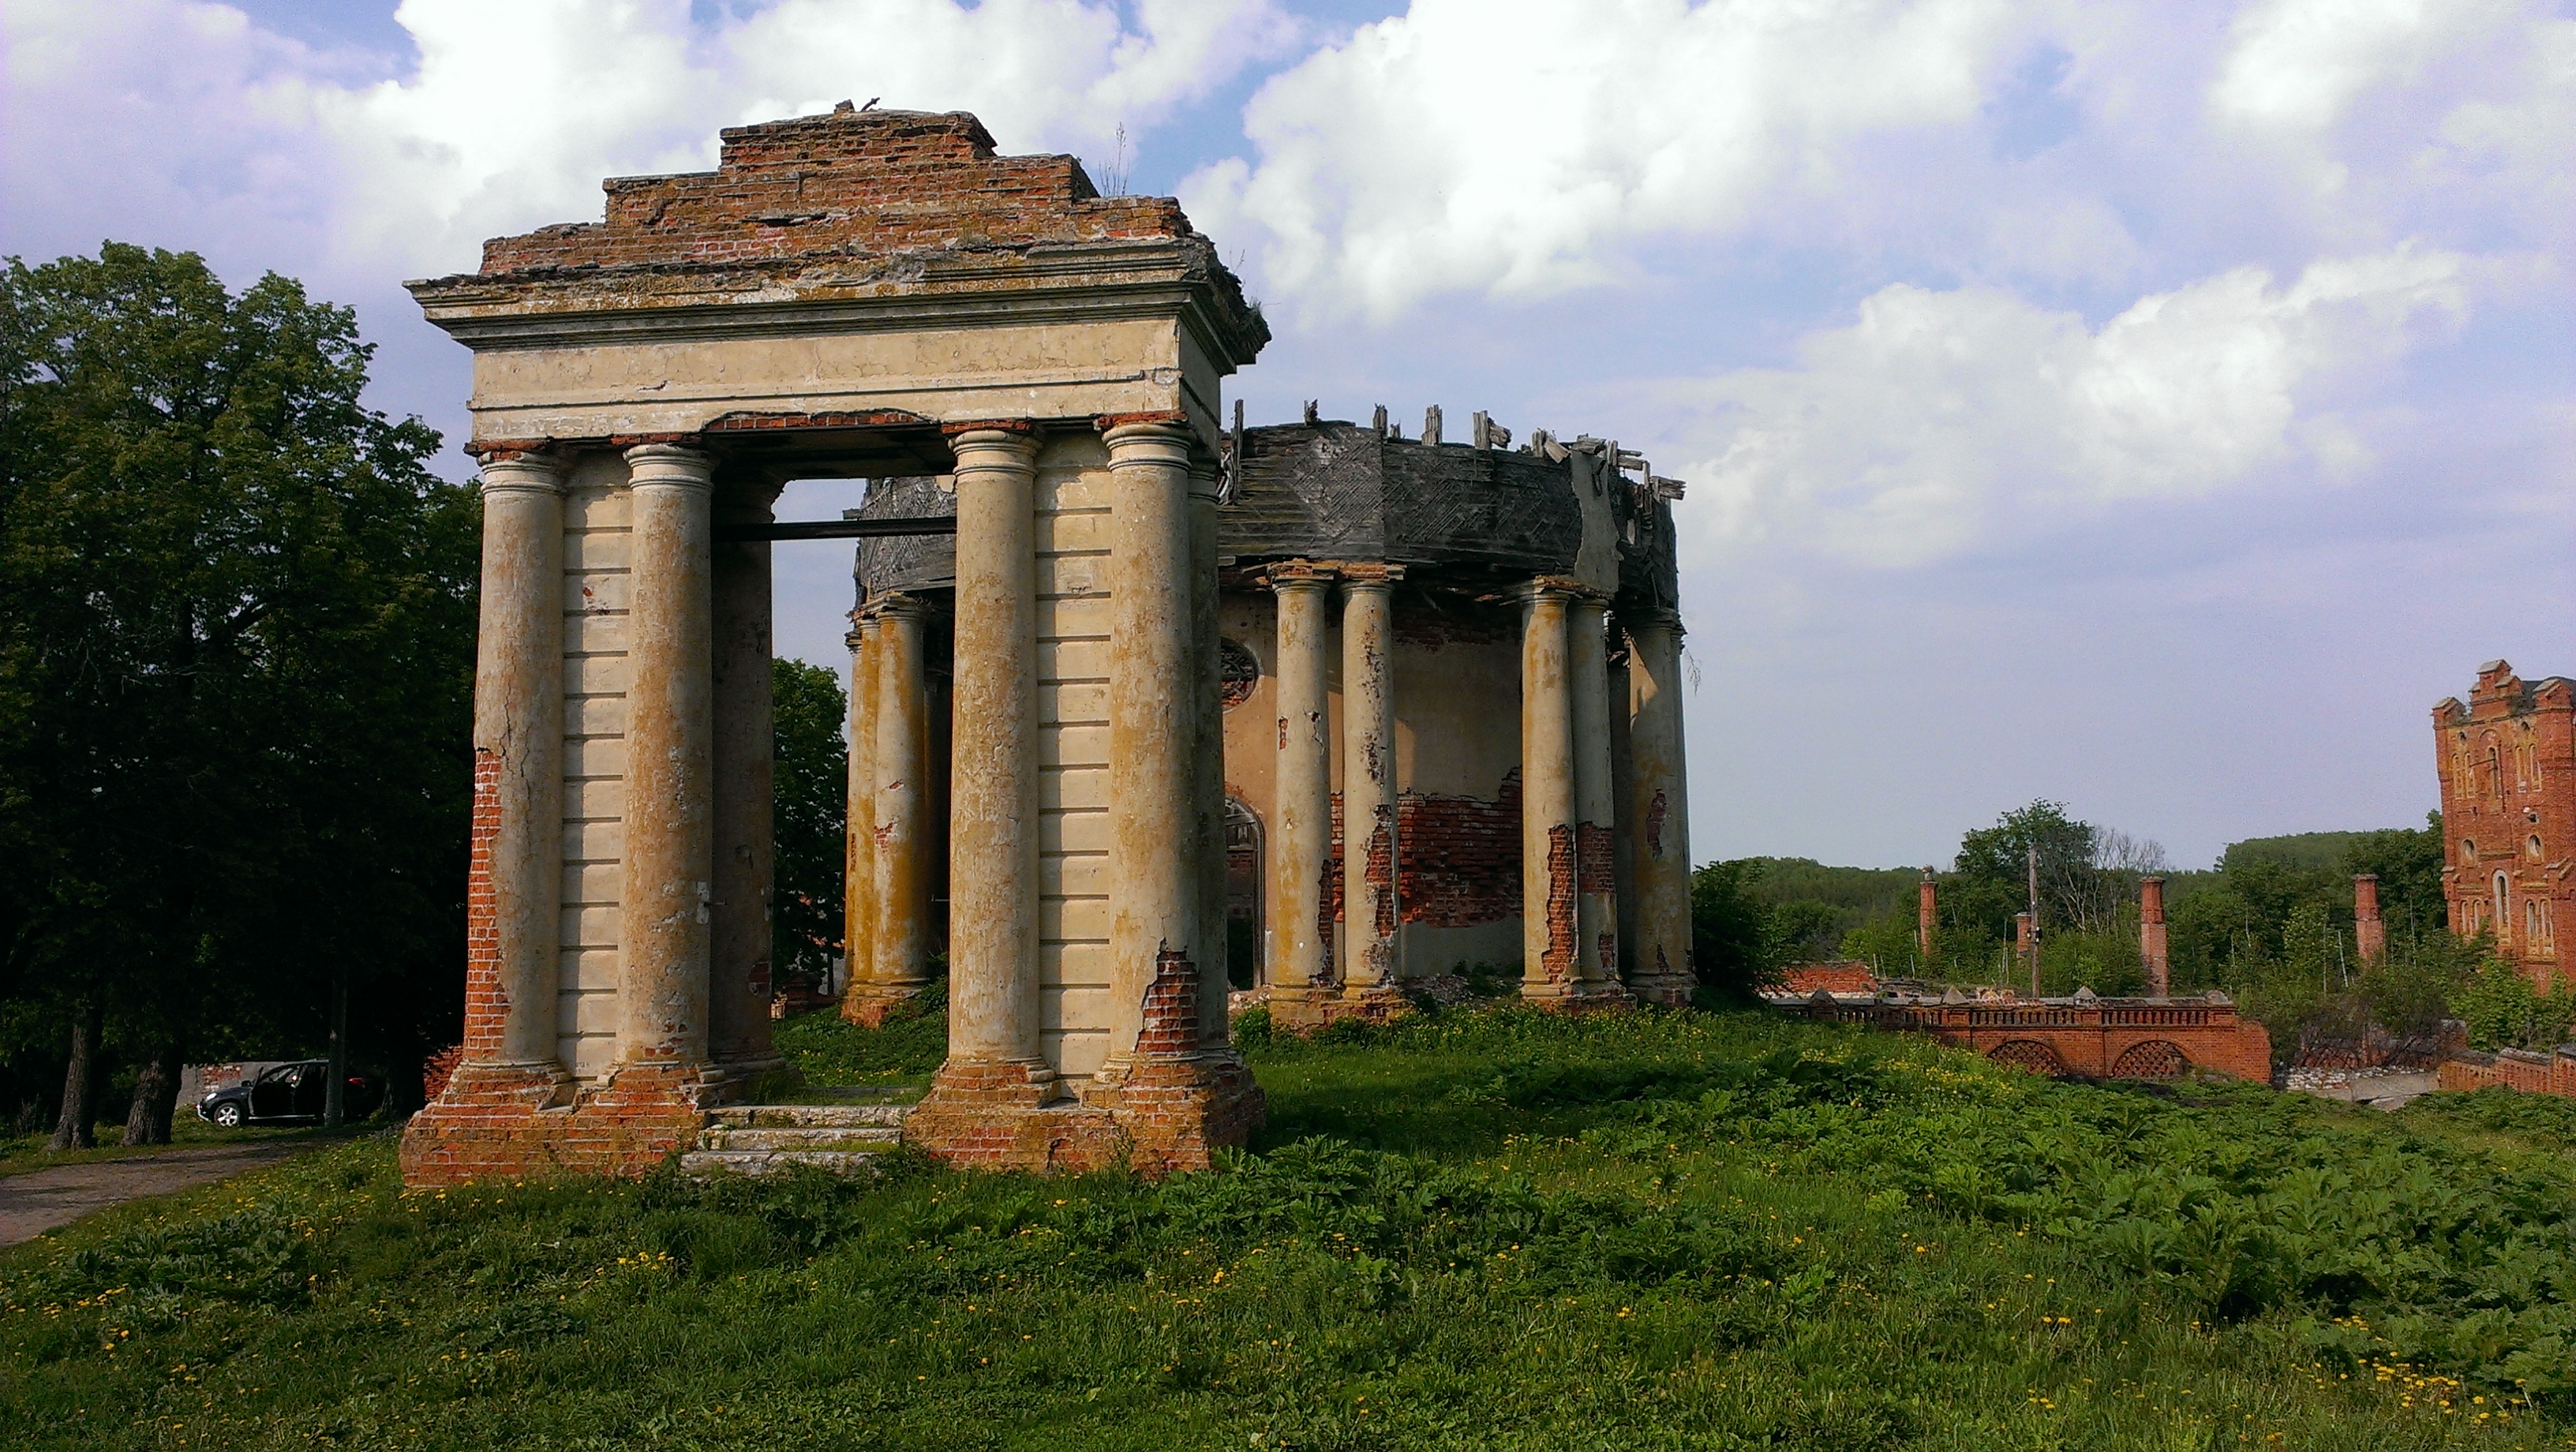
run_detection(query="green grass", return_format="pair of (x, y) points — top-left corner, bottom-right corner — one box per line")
(4, 1005), (2574, 1449)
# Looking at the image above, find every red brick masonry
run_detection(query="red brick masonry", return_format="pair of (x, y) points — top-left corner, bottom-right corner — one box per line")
(1790, 998), (2274, 1081)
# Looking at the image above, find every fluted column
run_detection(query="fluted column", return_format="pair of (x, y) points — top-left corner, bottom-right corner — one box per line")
(1102, 419), (1204, 1072)
(1569, 593), (1624, 998)
(942, 426), (1045, 1077)
(1520, 582), (1581, 999)
(709, 475), (782, 1075)
(1624, 610), (1694, 1005)
(1189, 460), (1234, 1050)
(1269, 564), (1337, 1020)
(870, 594), (933, 1003)
(1341, 567), (1403, 1004)
(466, 453), (569, 1080)
(839, 612), (878, 1017)
(616, 443), (716, 1075)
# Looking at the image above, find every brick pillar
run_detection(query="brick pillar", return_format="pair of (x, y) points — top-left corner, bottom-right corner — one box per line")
(1268, 563), (1337, 1026)
(1917, 869), (1938, 970)
(1340, 567), (1404, 1011)
(867, 594), (934, 1013)
(1623, 609), (1693, 1006)
(1570, 594), (1629, 1003)
(2354, 873), (2386, 965)
(2015, 911), (2037, 999)
(2141, 876), (2170, 997)
(839, 611), (879, 1020)
(709, 474), (782, 1080)
(1520, 582), (1594, 1004)
(457, 452), (570, 1087)
(930, 425), (1046, 1086)
(1099, 418), (1203, 1076)
(615, 443), (717, 1086)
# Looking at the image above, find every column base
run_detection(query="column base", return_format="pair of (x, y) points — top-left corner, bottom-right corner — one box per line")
(841, 982), (931, 1027)
(904, 1055), (1265, 1176)
(399, 1060), (705, 1186)
(1627, 974), (1698, 1009)
(1271, 984), (1413, 1033)
(1521, 979), (1637, 1013)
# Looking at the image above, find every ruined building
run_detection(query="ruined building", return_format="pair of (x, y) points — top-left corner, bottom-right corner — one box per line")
(398, 106), (1694, 1185)
(841, 410), (1697, 1035)
(2434, 660), (2576, 986)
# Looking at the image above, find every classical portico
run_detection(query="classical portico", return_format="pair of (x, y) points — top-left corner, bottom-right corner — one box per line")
(400, 107), (1268, 1181)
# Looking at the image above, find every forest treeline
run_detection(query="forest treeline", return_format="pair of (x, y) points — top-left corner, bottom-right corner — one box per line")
(0, 246), (856, 1149)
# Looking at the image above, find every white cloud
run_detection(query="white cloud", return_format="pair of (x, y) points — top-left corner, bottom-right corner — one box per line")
(2211, 0), (2505, 132)
(1674, 246), (2471, 567)
(2, 0), (1297, 284)
(1184, 0), (2035, 321)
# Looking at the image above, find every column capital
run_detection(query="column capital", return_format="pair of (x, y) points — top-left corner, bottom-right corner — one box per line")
(624, 442), (713, 488)
(1099, 415), (1196, 466)
(947, 425), (1043, 471)
(1514, 576), (1582, 607)
(1331, 562), (1404, 590)
(867, 590), (931, 621)
(477, 452), (567, 496)
(1261, 559), (1339, 591)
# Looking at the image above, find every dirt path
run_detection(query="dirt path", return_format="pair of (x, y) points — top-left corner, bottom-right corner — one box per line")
(0, 1143), (319, 1247)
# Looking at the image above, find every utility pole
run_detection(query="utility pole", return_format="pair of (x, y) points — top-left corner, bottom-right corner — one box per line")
(2026, 844), (2042, 998)
(324, 964), (349, 1128)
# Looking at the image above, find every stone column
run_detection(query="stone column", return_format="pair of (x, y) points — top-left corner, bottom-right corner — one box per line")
(1623, 610), (1694, 1005)
(868, 594), (933, 1009)
(1341, 567), (1403, 1009)
(1189, 460), (1234, 1050)
(709, 476), (782, 1077)
(616, 443), (716, 1079)
(2140, 877), (2171, 996)
(2353, 874), (2385, 966)
(1569, 594), (1625, 1000)
(838, 612), (878, 1019)
(1521, 582), (1582, 1001)
(1269, 563), (1336, 1024)
(938, 426), (1045, 1081)
(1101, 419), (1204, 1074)
(465, 453), (569, 1083)
(1917, 870), (1938, 968)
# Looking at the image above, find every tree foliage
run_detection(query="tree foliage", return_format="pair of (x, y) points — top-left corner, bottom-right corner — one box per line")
(0, 244), (476, 1126)
(771, 657), (847, 985)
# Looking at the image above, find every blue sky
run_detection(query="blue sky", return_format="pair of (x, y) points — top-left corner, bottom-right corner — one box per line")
(6, 0), (2570, 870)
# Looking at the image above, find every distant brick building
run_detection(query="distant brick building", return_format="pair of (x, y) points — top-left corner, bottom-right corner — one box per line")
(2433, 661), (2576, 986)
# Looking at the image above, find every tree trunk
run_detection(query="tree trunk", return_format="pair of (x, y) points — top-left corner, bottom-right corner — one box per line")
(121, 1043), (180, 1146)
(47, 1002), (102, 1151)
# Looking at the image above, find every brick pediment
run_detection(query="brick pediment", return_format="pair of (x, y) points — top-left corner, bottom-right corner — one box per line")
(477, 109), (1193, 276)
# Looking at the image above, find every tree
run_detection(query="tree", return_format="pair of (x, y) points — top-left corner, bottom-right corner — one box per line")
(1690, 859), (1777, 1002)
(0, 244), (477, 1138)
(772, 657), (848, 986)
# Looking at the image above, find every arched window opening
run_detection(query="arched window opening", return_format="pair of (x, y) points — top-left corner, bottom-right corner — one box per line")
(1223, 797), (1264, 989)
(2495, 872), (2511, 935)
(2529, 899), (2548, 949)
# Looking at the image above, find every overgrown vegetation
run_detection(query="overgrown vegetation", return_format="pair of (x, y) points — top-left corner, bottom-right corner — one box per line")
(6, 1006), (2572, 1449)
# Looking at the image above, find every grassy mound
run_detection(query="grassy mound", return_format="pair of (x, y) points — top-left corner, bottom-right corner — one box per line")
(3, 1006), (2570, 1449)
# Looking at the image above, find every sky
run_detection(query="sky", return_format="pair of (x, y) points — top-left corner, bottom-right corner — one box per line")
(4, 0), (2570, 871)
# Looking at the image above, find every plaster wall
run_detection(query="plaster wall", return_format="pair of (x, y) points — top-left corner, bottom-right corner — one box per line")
(1035, 434), (1117, 1077)
(557, 450), (635, 1076)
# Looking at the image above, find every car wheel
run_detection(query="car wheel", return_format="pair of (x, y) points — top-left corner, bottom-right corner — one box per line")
(211, 1102), (244, 1129)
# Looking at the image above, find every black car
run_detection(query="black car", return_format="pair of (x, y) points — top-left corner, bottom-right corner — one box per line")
(196, 1061), (382, 1128)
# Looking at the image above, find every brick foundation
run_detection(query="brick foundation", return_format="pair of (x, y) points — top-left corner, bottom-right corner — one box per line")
(398, 1063), (706, 1184)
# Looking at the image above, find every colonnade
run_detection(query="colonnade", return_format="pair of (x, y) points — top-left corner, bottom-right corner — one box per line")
(458, 443), (783, 1102)
(1263, 568), (1694, 1015)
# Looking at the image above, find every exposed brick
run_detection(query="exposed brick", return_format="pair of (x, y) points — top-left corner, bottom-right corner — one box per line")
(2433, 661), (2574, 988)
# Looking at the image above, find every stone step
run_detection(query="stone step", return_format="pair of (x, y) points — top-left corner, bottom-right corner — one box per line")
(704, 1103), (909, 1129)
(697, 1125), (902, 1152)
(678, 1147), (894, 1178)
